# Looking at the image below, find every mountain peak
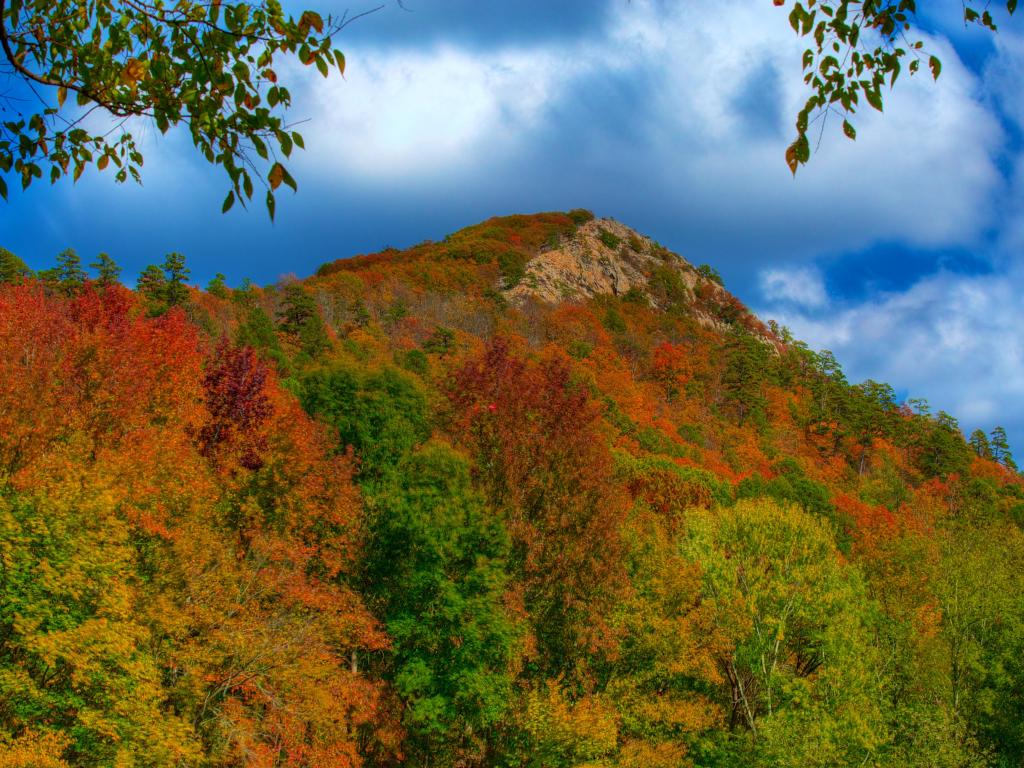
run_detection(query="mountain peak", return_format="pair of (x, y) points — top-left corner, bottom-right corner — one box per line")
(503, 217), (696, 306)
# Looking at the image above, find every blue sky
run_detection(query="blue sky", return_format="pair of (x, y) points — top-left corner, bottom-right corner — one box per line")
(1, 0), (1022, 450)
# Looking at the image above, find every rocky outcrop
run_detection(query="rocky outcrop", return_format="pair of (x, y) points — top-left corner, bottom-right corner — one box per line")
(504, 218), (697, 306)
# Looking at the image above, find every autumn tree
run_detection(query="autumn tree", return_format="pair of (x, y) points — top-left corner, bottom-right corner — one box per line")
(447, 338), (628, 677)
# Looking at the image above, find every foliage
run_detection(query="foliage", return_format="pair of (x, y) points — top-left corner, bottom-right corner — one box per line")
(0, 246), (30, 283)
(362, 444), (519, 765)
(778, 0), (1017, 174)
(1, 212), (1022, 766)
(0, 0), (351, 216)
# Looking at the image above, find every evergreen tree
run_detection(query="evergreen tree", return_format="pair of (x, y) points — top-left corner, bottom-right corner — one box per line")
(161, 252), (190, 306)
(969, 429), (992, 459)
(277, 284), (329, 358)
(206, 273), (229, 299)
(136, 264), (167, 305)
(90, 253), (121, 288)
(55, 248), (87, 295)
(990, 426), (1018, 471)
(0, 247), (31, 284)
(722, 331), (770, 427)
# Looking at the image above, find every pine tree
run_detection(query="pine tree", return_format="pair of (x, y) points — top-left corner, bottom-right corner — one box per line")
(161, 252), (190, 306)
(136, 264), (167, 303)
(990, 426), (1018, 471)
(277, 284), (329, 358)
(55, 248), (87, 295)
(206, 273), (229, 299)
(969, 429), (992, 459)
(0, 247), (31, 284)
(90, 253), (121, 288)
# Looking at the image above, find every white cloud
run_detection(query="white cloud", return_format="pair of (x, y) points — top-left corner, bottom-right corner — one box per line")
(293, 45), (569, 177)
(759, 266), (1024, 445)
(284, 0), (1004, 261)
(760, 266), (828, 308)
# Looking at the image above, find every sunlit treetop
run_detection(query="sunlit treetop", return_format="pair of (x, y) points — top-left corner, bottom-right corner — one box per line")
(0, 0), (366, 217)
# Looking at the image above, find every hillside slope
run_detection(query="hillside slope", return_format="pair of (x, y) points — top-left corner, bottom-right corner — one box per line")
(1, 211), (1022, 768)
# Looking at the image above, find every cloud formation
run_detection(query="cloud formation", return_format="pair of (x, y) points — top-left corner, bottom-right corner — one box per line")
(760, 267), (828, 309)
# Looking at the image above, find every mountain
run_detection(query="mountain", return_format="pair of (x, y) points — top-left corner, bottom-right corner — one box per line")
(1, 211), (1022, 768)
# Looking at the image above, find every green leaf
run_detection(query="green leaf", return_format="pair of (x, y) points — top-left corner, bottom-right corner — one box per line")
(865, 86), (883, 112)
(842, 120), (856, 140)
(1009, 0), (1018, 14)
(0, 176), (7, 200)
(222, 190), (235, 213)
(292, 131), (305, 150)
(266, 190), (276, 221)
(928, 55), (942, 80)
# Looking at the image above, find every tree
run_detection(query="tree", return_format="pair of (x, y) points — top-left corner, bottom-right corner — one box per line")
(54, 247), (87, 294)
(682, 498), (887, 766)
(968, 429), (992, 460)
(276, 283), (329, 358)
(778, 1), (1018, 173)
(136, 263), (167, 311)
(362, 444), (519, 765)
(161, 252), (190, 306)
(206, 272), (229, 298)
(89, 252), (121, 287)
(0, 246), (30, 283)
(0, 0), (355, 217)
(990, 426), (1017, 471)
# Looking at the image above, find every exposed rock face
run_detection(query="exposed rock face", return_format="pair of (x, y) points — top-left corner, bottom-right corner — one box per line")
(504, 217), (697, 306)
(504, 217), (777, 345)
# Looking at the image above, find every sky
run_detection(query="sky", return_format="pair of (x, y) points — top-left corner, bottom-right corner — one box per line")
(1, 0), (1022, 449)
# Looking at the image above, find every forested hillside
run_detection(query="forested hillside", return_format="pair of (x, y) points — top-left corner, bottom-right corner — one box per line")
(1, 212), (1022, 768)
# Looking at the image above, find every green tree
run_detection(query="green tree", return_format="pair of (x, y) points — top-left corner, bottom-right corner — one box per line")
(300, 364), (431, 480)
(0, 246), (30, 283)
(934, 522), (1024, 761)
(682, 498), (887, 767)
(161, 252), (190, 306)
(276, 283), (329, 358)
(967, 429), (991, 459)
(89, 252), (120, 287)
(721, 331), (770, 427)
(362, 444), (519, 765)
(136, 263), (167, 311)
(990, 426), (1017, 471)
(206, 272), (229, 299)
(0, 0), (352, 216)
(54, 247), (87, 295)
